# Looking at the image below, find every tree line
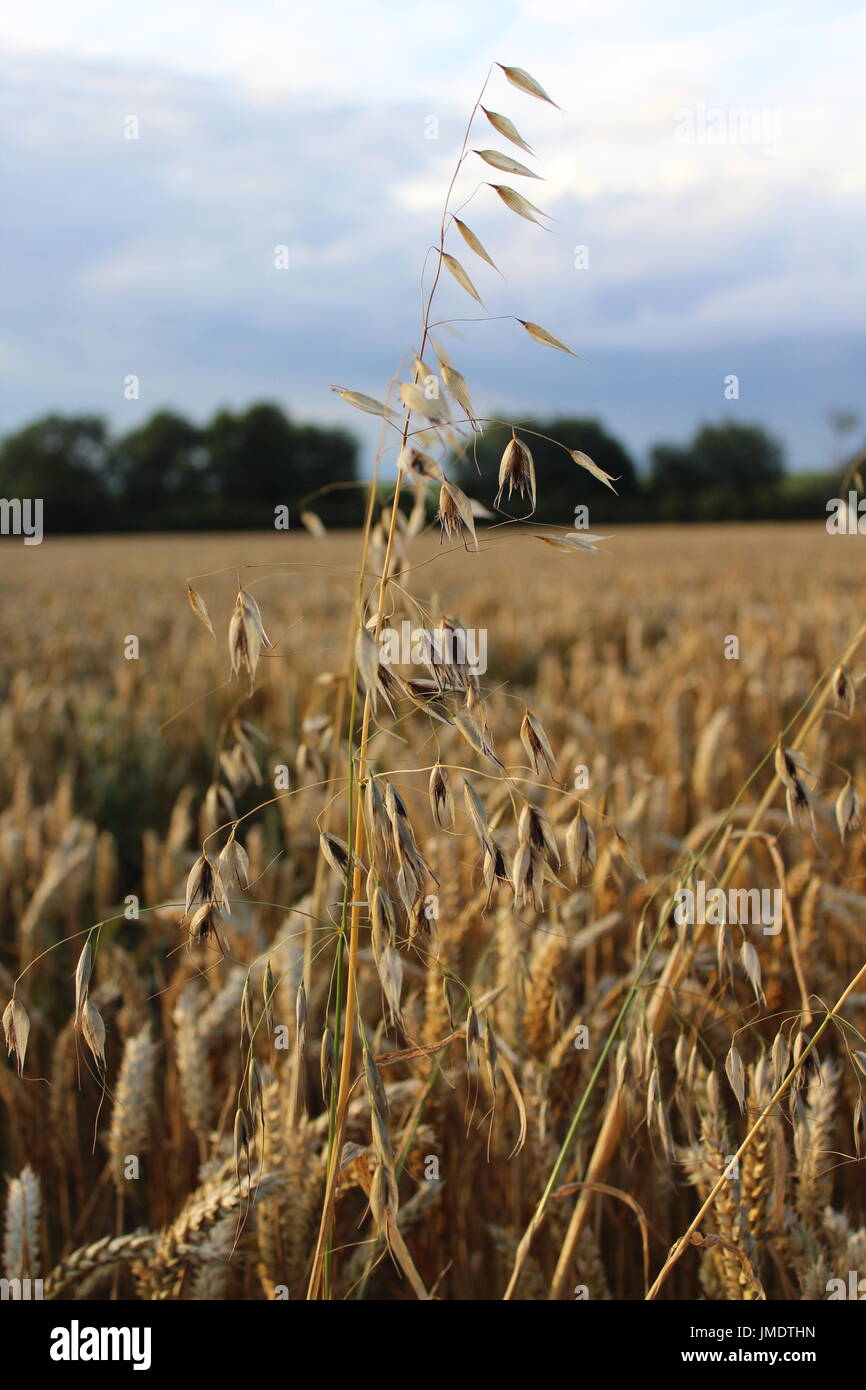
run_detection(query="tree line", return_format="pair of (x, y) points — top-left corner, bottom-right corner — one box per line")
(0, 406), (359, 532)
(0, 404), (850, 532)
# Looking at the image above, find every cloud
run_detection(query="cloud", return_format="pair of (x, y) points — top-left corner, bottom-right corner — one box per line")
(0, 0), (863, 472)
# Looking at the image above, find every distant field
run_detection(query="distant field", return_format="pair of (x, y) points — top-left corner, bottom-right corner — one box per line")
(3, 519), (860, 687)
(2, 521), (866, 1300)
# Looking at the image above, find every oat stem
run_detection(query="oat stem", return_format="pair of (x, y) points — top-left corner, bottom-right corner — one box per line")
(306, 80), (494, 1299)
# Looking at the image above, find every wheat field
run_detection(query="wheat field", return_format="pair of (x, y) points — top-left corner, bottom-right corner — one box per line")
(2, 521), (866, 1301)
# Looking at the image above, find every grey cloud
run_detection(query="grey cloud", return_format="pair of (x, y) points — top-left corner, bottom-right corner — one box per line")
(1, 51), (862, 475)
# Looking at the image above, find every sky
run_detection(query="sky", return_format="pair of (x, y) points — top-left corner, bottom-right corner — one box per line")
(1, 0), (864, 473)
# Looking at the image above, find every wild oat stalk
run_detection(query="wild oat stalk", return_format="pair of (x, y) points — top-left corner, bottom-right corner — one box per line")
(306, 61), (579, 1300)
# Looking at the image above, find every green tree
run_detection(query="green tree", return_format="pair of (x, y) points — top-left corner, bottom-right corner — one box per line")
(649, 442), (713, 493)
(113, 410), (205, 517)
(206, 403), (292, 504)
(0, 414), (112, 531)
(648, 421), (785, 520)
(204, 403), (359, 526)
(690, 421), (784, 493)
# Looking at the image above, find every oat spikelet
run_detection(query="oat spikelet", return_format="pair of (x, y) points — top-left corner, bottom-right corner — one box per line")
(437, 480), (479, 551)
(3, 997), (30, 1076)
(187, 584), (215, 637)
(496, 433), (536, 514)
